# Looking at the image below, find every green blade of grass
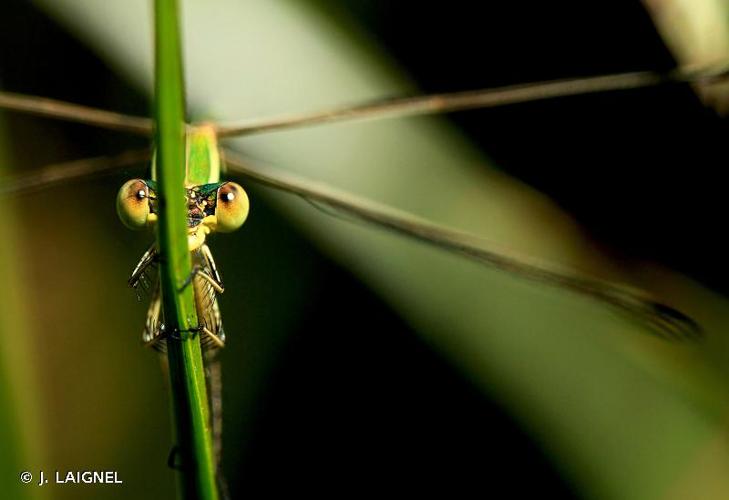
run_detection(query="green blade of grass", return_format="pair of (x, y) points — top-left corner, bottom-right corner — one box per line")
(153, 0), (218, 498)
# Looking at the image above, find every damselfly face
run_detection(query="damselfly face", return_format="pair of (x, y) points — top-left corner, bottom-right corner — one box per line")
(116, 178), (249, 250)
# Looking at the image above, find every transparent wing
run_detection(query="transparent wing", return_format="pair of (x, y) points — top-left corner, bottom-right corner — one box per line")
(0, 149), (150, 196)
(214, 66), (729, 137)
(0, 90), (153, 135)
(223, 150), (701, 341)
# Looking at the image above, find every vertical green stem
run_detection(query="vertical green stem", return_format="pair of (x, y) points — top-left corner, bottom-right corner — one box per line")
(153, 1), (218, 499)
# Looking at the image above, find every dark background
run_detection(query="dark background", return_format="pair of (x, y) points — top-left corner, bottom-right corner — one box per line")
(2, 1), (726, 498)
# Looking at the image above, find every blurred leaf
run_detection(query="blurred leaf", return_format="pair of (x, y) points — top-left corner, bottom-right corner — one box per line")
(643, 0), (729, 113)
(0, 117), (44, 499)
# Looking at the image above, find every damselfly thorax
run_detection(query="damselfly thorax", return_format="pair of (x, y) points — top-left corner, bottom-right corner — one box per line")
(136, 244), (225, 353)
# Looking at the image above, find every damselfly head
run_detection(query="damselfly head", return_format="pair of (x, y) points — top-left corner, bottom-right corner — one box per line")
(117, 178), (249, 239)
(116, 179), (157, 229)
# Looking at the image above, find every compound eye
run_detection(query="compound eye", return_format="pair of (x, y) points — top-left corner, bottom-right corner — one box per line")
(117, 179), (153, 229)
(215, 182), (249, 232)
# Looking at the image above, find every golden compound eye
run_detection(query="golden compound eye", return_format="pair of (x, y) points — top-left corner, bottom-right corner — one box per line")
(117, 179), (153, 230)
(215, 182), (249, 232)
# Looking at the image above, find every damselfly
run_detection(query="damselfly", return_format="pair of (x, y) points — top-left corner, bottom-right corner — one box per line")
(115, 126), (248, 472)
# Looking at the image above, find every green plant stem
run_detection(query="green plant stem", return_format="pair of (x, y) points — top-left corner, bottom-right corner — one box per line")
(153, 0), (218, 499)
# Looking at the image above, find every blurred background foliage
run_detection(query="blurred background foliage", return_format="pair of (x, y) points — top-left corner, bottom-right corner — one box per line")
(2, 1), (729, 499)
